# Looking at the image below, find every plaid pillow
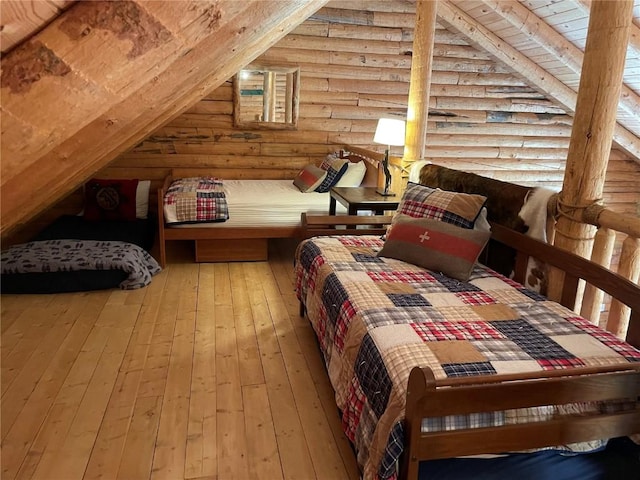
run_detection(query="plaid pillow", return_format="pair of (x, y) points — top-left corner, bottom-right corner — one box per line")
(293, 164), (327, 192)
(378, 214), (490, 281)
(397, 182), (487, 229)
(320, 152), (340, 171)
(315, 158), (349, 193)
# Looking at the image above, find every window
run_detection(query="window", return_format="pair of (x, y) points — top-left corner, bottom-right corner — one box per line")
(233, 65), (300, 129)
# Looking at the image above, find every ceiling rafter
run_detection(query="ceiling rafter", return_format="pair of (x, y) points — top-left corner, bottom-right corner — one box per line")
(437, 0), (640, 163)
(481, 0), (640, 121)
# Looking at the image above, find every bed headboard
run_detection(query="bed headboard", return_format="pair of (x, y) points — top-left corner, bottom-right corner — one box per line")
(337, 144), (385, 188)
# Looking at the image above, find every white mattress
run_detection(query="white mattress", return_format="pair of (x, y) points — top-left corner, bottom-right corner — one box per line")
(170, 179), (347, 228)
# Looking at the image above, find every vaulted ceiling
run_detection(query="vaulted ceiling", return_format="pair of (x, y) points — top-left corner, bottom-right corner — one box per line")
(1, 0), (639, 237)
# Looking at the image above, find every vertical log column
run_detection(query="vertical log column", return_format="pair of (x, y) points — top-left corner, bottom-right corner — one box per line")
(400, 0), (438, 192)
(547, 0), (633, 304)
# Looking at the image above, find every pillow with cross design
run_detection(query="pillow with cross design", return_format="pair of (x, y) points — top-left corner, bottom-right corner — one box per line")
(377, 214), (490, 281)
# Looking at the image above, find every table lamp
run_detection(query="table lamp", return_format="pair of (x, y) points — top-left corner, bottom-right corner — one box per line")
(373, 117), (406, 196)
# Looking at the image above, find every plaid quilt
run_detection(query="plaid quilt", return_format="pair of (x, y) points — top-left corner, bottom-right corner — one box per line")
(294, 235), (640, 480)
(163, 177), (228, 224)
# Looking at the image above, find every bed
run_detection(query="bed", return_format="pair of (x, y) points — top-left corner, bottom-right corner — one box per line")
(156, 145), (383, 266)
(296, 181), (640, 479)
(1, 179), (159, 293)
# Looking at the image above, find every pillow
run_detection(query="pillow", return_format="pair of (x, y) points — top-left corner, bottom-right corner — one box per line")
(293, 164), (327, 192)
(136, 180), (151, 219)
(84, 179), (139, 221)
(314, 158), (349, 193)
(320, 152), (340, 171)
(397, 182), (487, 229)
(378, 214), (491, 281)
(334, 161), (367, 187)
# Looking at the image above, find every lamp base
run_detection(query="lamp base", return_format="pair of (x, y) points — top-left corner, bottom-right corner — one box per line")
(376, 188), (396, 197)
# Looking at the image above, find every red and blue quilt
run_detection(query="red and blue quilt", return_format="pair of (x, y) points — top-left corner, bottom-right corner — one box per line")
(294, 235), (640, 480)
(163, 176), (228, 224)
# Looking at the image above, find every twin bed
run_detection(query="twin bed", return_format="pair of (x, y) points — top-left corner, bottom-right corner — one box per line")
(295, 165), (640, 479)
(156, 146), (381, 266)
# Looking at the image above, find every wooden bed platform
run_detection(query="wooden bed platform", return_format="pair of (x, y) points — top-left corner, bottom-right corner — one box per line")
(156, 145), (384, 267)
(300, 214), (640, 480)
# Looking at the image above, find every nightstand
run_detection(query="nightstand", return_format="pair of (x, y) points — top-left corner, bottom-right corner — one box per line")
(329, 187), (400, 215)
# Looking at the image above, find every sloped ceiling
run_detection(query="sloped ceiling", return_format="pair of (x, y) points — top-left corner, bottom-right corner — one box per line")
(0, 0), (329, 237)
(1, 0), (639, 238)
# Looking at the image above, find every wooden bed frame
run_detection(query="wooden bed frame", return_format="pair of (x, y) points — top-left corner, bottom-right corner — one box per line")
(301, 214), (640, 480)
(156, 145), (383, 267)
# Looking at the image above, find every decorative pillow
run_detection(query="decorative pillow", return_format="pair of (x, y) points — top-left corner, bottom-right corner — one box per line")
(378, 214), (491, 281)
(136, 180), (151, 219)
(320, 152), (340, 171)
(84, 179), (139, 221)
(335, 161), (367, 187)
(293, 164), (327, 192)
(314, 158), (349, 193)
(397, 182), (487, 229)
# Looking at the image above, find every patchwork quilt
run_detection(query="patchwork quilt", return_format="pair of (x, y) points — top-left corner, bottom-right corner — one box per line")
(2, 239), (161, 289)
(164, 177), (228, 224)
(294, 235), (640, 480)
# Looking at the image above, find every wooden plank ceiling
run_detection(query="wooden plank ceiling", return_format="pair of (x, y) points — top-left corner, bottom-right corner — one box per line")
(1, 0), (639, 238)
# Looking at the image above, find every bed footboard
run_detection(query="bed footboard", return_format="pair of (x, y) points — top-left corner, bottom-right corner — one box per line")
(401, 365), (640, 480)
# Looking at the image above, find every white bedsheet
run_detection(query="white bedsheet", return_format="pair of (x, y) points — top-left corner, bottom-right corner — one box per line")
(170, 179), (347, 228)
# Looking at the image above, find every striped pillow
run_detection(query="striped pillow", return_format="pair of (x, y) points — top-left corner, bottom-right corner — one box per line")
(293, 164), (327, 192)
(397, 182), (487, 229)
(378, 214), (490, 281)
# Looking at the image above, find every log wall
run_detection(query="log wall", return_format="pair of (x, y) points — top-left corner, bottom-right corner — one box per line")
(8, 2), (640, 255)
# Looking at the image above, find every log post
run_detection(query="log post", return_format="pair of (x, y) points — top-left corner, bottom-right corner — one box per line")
(580, 227), (616, 326)
(606, 237), (640, 338)
(547, 0), (633, 304)
(402, 0), (438, 188)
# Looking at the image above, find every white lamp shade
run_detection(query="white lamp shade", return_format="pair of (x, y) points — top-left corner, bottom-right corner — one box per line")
(373, 118), (406, 146)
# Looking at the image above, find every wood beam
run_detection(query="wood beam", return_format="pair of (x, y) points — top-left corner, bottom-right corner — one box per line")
(437, 0), (640, 162)
(482, 0), (640, 121)
(1, 0), (329, 237)
(404, 0), (438, 167)
(549, 0), (633, 301)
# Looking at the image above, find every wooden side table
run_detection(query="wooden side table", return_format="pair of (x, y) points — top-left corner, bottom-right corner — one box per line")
(329, 187), (400, 215)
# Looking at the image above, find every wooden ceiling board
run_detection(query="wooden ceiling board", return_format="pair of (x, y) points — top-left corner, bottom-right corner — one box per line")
(0, 0), (74, 53)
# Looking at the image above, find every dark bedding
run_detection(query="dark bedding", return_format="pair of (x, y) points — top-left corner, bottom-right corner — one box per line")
(419, 437), (640, 480)
(33, 215), (156, 250)
(1, 215), (157, 293)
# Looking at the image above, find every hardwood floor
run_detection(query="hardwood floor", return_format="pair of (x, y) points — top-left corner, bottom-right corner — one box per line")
(1, 240), (360, 480)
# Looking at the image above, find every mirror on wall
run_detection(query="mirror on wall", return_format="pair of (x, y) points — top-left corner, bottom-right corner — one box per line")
(233, 65), (300, 130)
